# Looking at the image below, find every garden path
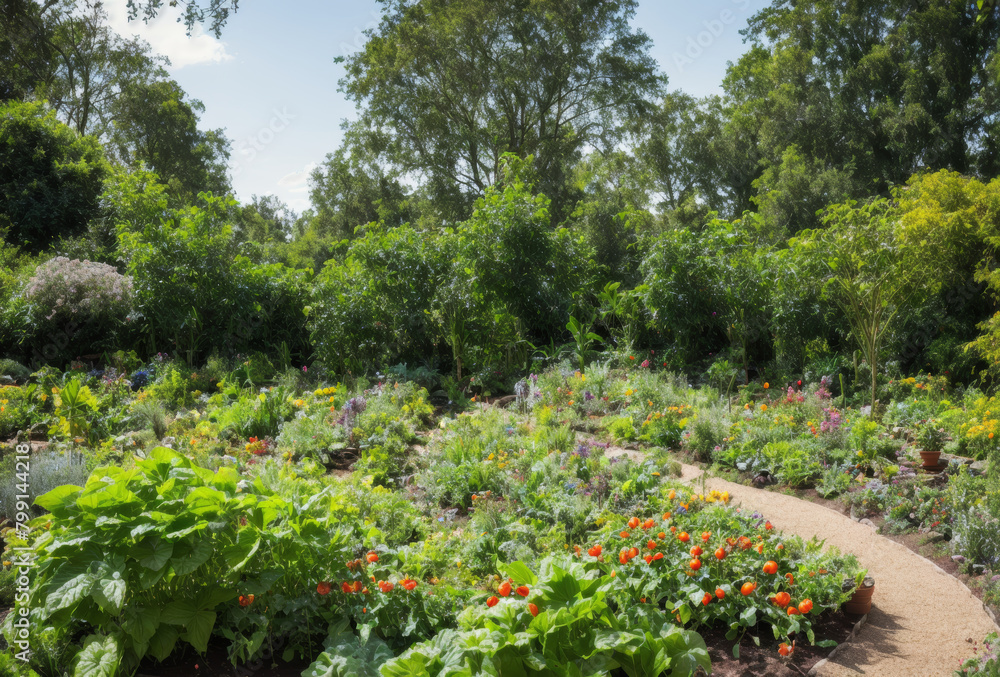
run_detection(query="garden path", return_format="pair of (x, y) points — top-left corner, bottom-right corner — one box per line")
(672, 461), (1000, 676)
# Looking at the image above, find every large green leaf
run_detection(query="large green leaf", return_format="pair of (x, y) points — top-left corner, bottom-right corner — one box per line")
(43, 565), (95, 617)
(147, 624), (180, 662)
(33, 485), (83, 516)
(73, 634), (121, 677)
(170, 537), (214, 576)
(90, 557), (127, 614)
(180, 609), (216, 653)
(133, 536), (174, 571)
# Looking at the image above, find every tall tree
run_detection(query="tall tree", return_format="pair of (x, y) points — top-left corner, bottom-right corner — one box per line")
(337, 0), (666, 224)
(3, 1), (167, 138)
(308, 126), (416, 240)
(0, 100), (109, 251)
(107, 79), (231, 201)
(724, 0), (1000, 233)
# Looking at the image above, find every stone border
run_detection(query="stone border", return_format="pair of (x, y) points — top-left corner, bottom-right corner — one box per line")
(808, 613), (869, 677)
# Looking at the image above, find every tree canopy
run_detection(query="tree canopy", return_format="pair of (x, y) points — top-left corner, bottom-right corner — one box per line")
(337, 0), (666, 224)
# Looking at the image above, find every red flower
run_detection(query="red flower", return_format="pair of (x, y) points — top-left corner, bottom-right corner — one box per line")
(498, 581), (512, 597)
(528, 603), (539, 617)
(588, 545), (602, 557)
(516, 585), (530, 597)
(487, 596), (499, 607)
(239, 594), (254, 607)
(652, 552), (663, 561)
(341, 582), (353, 594)
(401, 578), (418, 591)
(317, 581), (331, 596)
(366, 551), (379, 563)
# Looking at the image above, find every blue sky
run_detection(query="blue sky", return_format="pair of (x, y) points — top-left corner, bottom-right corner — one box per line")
(107, 0), (769, 213)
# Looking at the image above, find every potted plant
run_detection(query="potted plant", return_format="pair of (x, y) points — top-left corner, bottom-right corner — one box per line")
(915, 421), (947, 470)
(843, 570), (876, 615)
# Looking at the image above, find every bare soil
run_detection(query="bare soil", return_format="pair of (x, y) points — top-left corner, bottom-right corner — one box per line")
(701, 609), (858, 676)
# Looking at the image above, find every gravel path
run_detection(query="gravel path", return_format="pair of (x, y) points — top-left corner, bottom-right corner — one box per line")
(673, 462), (1000, 676)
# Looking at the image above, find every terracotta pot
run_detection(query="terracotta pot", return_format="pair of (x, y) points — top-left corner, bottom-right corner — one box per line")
(844, 579), (875, 615)
(919, 450), (942, 468)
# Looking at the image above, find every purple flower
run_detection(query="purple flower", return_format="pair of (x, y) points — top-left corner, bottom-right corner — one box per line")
(584, 391), (594, 401)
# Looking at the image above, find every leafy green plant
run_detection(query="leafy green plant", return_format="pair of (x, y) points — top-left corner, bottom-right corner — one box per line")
(567, 313), (604, 373)
(2, 447), (360, 675)
(50, 377), (98, 444)
(381, 557), (712, 676)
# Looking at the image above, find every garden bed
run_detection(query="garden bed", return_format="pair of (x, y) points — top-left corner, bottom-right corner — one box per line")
(701, 608), (858, 676)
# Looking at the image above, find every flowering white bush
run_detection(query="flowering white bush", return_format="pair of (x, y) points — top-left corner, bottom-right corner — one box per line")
(24, 256), (133, 322)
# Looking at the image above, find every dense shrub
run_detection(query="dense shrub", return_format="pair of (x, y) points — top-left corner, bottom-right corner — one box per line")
(0, 101), (109, 252)
(20, 257), (133, 363)
(119, 194), (310, 364)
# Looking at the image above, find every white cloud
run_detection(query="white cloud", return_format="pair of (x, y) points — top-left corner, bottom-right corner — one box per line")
(105, 4), (232, 69)
(277, 163), (317, 192)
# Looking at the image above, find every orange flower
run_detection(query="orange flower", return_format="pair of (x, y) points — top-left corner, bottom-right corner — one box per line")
(778, 642), (793, 657)
(619, 550), (630, 565)
(701, 531), (711, 542)
(515, 585), (530, 597)
(528, 603), (539, 617)
(702, 592), (712, 606)
(366, 551), (379, 563)
(652, 552), (663, 561)
(239, 594), (254, 607)
(317, 581), (331, 596)
(714, 548), (726, 561)
(620, 531), (631, 538)
(689, 546), (702, 557)
(341, 582), (353, 594)
(647, 540), (657, 550)
(487, 595), (499, 607)
(353, 581), (363, 593)
(715, 587), (725, 599)
(689, 559), (701, 571)
(628, 516), (640, 529)
(401, 578), (418, 591)
(678, 531), (690, 543)
(628, 547), (638, 559)
(498, 581), (512, 597)
(588, 544), (602, 557)
(762, 561), (778, 575)
(644, 555), (653, 564)
(642, 518), (655, 530)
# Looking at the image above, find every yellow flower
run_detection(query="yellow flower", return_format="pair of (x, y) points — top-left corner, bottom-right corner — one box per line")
(652, 471), (660, 477)
(625, 388), (634, 397)
(760, 404), (768, 412)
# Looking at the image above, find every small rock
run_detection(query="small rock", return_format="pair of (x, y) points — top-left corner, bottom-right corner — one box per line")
(923, 531), (947, 543)
(859, 518), (876, 529)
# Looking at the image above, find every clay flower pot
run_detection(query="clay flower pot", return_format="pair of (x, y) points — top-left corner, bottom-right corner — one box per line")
(844, 577), (875, 615)
(919, 450), (942, 469)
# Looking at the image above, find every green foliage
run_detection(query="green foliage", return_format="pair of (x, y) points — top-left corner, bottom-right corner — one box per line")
(338, 0), (665, 223)
(382, 556), (712, 677)
(0, 100), (109, 252)
(3, 447), (360, 675)
(309, 223), (444, 374)
(50, 377), (99, 443)
(119, 193), (310, 364)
